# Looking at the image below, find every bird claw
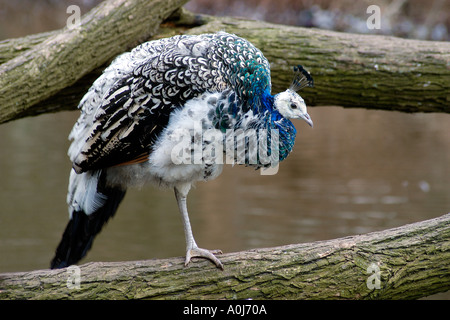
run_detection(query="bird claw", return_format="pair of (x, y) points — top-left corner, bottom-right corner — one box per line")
(185, 247), (224, 270)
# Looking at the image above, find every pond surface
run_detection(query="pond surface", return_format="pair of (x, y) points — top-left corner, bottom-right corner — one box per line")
(1, 106), (449, 277)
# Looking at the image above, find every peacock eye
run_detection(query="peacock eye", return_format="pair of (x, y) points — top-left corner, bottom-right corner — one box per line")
(290, 103), (297, 109)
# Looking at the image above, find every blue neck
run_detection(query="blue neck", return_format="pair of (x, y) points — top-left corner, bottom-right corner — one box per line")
(212, 89), (297, 163)
(259, 90), (297, 162)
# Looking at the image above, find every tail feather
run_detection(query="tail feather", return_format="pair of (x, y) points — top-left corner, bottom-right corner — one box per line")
(51, 170), (125, 269)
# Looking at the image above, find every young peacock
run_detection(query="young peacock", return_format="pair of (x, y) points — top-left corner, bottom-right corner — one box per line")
(51, 32), (314, 270)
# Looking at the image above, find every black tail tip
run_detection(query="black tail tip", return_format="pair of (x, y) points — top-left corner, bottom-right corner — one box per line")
(50, 172), (126, 270)
(50, 258), (70, 269)
(49, 211), (95, 270)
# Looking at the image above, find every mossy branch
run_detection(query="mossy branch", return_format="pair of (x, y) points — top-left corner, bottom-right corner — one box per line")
(0, 0), (190, 124)
(183, 13), (450, 113)
(1, 4), (449, 125)
(0, 213), (448, 299)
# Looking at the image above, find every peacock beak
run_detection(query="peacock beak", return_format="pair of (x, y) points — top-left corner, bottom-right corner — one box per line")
(301, 112), (314, 128)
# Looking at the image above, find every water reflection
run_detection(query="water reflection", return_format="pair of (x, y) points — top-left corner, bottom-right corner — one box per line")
(1, 107), (449, 273)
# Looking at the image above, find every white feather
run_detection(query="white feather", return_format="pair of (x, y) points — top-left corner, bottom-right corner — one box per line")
(67, 170), (107, 217)
(104, 93), (225, 190)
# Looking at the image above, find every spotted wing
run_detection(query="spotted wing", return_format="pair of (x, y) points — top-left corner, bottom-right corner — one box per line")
(68, 32), (272, 173)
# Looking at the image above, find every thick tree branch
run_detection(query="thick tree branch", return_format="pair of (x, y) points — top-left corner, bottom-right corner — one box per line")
(0, 0), (189, 124)
(0, 213), (448, 300)
(1, 6), (449, 125)
(183, 13), (450, 113)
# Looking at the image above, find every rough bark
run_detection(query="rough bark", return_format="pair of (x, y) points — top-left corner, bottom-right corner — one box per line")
(184, 13), (450, 113)
(1, 5), (449, 124)
(0, 213), (448, 300)
(0, 0), (189, 124)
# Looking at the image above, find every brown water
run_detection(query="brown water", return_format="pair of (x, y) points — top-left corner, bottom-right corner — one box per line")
(1, 106), (449, 274)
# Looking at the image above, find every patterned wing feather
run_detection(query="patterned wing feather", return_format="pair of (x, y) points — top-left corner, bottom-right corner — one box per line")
(69, 32), (272, 173)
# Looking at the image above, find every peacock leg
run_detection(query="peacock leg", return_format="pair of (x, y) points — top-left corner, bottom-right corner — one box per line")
(174, 185), (223, 270)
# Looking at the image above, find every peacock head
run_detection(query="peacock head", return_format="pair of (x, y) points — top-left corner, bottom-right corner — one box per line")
(273, 65), (314, 127)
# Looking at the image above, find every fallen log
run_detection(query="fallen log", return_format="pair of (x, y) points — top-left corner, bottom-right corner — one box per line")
(0, 213), (448, 300)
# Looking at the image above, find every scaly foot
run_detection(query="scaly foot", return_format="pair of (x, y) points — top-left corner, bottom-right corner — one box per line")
(185, 247), (224, 270)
